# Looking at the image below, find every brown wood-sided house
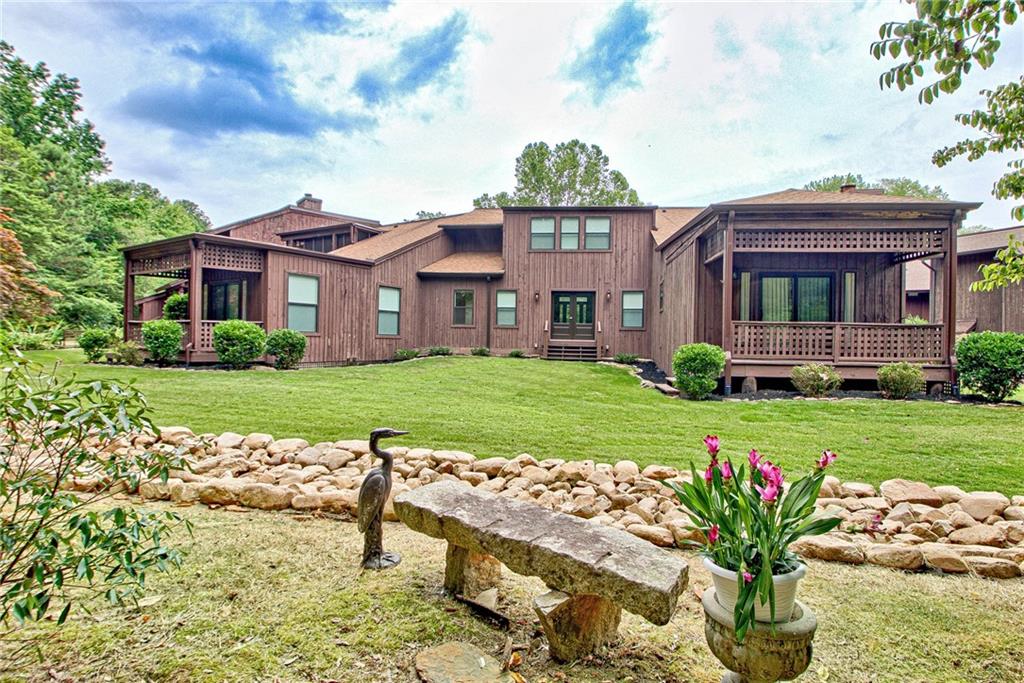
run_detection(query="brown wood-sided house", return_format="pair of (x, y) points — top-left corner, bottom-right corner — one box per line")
(123, 187), (980, 391)
(905, 225), (1024, 334)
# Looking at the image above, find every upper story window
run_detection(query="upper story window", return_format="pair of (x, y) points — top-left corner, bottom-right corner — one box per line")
(287, 274), (319, 333)
(560, 217), (580, 250)
(530, 217), (555, 250)
(377, 286), (401, 336)
(584, 217), (611, 250)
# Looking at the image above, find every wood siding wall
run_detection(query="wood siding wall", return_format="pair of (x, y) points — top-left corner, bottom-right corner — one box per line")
(223, 210), (343, 245)
(957, 251), (1024, 332)
(650, 240), (698, 370)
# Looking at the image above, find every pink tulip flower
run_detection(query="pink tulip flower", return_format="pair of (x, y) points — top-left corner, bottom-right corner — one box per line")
(719, 461), (733, 480)
(755, 482), (780, 503)
(743, 571), (753, 584)
(703, 435), (720, 457)
(708, 524), (719, 545)
(748, 449), (761, 469)
(816, 449), (838, 470)
(704, 463), (715, 483)
(759, 461), (784, 488)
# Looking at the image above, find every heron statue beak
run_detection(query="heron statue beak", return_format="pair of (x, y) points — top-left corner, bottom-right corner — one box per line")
(392, 430), (409, 436)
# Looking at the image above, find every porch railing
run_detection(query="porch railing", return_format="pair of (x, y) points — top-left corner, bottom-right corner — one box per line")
(126, 320), (264, 354)
(732, 322), (945, 363)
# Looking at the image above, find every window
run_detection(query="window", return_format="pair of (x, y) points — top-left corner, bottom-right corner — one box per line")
(760, 274), (832, 322)
(287, 274), (319, 332)
(658, 281), (664, 313)
(530, 217), (555, 250)
(622, 291), (644, 329)
(560, 217), (580, 250)
(377, 286), (400, 336)
(496, 290), (517, 326)
(739, 272), (751, 321)
(584, 217), (610, 249)
(453, 289), (474, 326)
(843, 272), (856, 323)
(205, 280), (245, 321)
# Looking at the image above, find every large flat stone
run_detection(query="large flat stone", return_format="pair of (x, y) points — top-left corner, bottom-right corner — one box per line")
(414, 641), (513, 683)
(395, 481), (688, 625)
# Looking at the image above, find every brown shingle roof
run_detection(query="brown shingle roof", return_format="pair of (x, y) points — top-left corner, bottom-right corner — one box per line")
(719, 188), (958, 206)
(331, 208), (503, 262)
(958, 225), (1022, 255)
(652, 207), (703, 246)
(904, 260), (931, 292)
(418, 252), (504, 277)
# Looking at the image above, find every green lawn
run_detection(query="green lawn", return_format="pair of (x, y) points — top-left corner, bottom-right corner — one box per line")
(25, 349), (1024, 493)
(5, 504), (1022, 683)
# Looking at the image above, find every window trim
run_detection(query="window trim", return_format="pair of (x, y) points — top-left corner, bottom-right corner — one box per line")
(452, 288), (476, 328)
(583, 216), (612, 251)
(529, 216), (556, 251)
(620, 290), (646, 330)
(285, 272), (320, 335)
(376, 284), (402, 338)
(495, 289), (518, 328)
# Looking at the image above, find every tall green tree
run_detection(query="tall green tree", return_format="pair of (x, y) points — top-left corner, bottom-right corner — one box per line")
(474, 140), (642, 207)
(803, 174), (949, 199)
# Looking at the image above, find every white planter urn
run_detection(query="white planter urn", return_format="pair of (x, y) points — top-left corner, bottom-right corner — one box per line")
(704, 557), (806, 622)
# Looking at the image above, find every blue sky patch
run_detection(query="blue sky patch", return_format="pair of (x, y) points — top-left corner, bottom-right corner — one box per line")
(568, 2), (653, 103)
(354, 12), (470, 106)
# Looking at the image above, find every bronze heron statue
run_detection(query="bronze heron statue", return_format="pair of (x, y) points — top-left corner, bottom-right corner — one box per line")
(357, 427), (408, 570)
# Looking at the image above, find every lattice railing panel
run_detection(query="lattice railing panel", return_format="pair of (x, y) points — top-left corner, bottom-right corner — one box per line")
(734, 229), (945, 253)
(732, 322), (945, 362)
(839, 324), (944, 362)
(733, 323), (834, 360)
(202, 244), (264, 271)
(130, 252), (190, 276)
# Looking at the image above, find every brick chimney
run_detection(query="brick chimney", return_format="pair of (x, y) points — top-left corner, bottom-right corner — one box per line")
(296, 193), (323, 211)
(839, 183), (857, 193)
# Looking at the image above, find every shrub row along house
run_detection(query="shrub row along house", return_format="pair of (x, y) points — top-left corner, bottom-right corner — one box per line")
(123, 186), (980, 391)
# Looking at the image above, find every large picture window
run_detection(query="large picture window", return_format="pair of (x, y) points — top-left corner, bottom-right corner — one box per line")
(377, 286), (401, 336)
(530, 217), (555, 250)
(760, 274), (832, 322)
(584, 217), (610, 249)
(205, 280), (245, 321)
(287, 274), (318, 332)
(453, 289), (474, 326)
(622, 291), (644, 328)
(560, 217), (580, 250)
(496, 290), (517, 326)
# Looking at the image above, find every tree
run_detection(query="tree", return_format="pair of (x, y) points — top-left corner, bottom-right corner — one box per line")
(0, 209), (56, 321)
(803, 174), (948, 199)
(871, 2), (1023, 221)
(972, 233), (1024, 290)
(474, 140), (642, 207)
(415, 210), (446, 220)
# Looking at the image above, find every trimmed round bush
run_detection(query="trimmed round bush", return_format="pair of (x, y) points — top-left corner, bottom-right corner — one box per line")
(790, 363), (842, 397)
(109, 340), (143, 366)
(394, 348), (420, 361)
(956, 331), (1024, 402)
(212, 320), (267, 369)
(78, 327), (113, 363)
(265, 328), (307, 370)
(427, 346), (452, 357)
(507, 349), (525, 358)
(471, 346), (490, 356)
(672, 343), (725, 400)
(877, 362), (925, 399)
(141, 319), (183, 365)
(162, 293), (189, 320)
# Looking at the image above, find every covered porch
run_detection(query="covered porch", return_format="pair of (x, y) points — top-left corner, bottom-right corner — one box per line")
(123, 235), (267, 362)
(700, 211), (960, 389)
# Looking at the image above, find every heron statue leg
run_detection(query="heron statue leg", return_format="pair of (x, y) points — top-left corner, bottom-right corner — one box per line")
(361, 512), (401, 570)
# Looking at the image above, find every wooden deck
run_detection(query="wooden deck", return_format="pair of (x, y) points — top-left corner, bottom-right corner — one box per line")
(732, 321), (945, 363)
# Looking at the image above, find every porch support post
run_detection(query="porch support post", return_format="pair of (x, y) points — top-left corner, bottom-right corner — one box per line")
(123, 256), (134, 342)
(721, 211), (735, 395)
(188, 240), (202, 354)
(946, 210), (961, 387)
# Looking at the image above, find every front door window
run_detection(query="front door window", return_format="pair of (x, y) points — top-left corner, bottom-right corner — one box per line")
(551, 292), (595, 339)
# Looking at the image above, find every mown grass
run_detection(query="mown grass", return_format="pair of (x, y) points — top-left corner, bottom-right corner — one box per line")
(3, 505), (1022, 683)
(24, 349), (1024, 493)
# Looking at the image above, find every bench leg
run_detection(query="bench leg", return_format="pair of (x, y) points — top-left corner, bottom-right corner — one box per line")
(534, 590), (622, 662)
(444, 543), (502, 597)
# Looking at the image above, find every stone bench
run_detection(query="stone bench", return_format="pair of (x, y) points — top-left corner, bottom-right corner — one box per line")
(394, 481), (689, 661)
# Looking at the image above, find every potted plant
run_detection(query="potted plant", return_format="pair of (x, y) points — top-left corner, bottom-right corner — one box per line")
(665, 436), (841, 641)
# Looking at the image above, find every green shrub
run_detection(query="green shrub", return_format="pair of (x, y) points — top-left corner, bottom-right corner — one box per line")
(78, 328), (113, 363)
(162, 293), (189, 320)
(672, 343), (725, 400)
(212, 320), (267, 369)
(507, 349), (526, 358)
(956, 331), (1024, 402)
(265, 328), (307, 370)
(614, 352), (640, 364)
(471, 346), (490, 356)
(2, 322), (57, 351)
(108, 340), (143, 366)
(394, 348), (420, 361)
(902, 315), (929, 325)
(877, 362), (925, 399)
(141, 319), (183, 365)
(790, 363), (843, 397)
(427, 346), (452, 357)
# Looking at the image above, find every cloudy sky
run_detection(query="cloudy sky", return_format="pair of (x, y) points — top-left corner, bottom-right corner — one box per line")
(2, 1), (1021, 227)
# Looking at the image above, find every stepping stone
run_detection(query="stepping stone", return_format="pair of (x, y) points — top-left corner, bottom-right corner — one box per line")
(414, 642), (513, 683)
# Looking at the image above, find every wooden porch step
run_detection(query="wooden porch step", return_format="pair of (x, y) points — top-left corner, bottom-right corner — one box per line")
(545, 344), (598, 361)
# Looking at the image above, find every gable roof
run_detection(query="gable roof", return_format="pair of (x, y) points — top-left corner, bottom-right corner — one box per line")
(958, 225), (1023, 255)
(331, 208), (503, 262)
(208, 204), (381, 236)
(652, 207), (704, 246)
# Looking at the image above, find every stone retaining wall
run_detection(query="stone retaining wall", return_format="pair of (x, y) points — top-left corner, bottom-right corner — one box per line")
(90, 426), (1024, 580)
